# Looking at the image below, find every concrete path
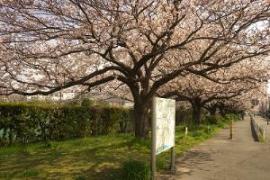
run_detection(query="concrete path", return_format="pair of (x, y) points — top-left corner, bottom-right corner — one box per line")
(159, 116), (270, 180)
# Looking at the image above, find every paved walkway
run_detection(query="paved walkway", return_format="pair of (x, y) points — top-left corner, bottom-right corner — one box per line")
(159, 116), (270, 180)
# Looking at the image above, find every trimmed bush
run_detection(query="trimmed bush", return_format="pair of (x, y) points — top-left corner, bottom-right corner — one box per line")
(0, 101), (132, 145)
(204, 113), (241, 129)
(224, 113), (241, 122)
(81, 98), (93, 107)
(122, 160), (150, 180)
(205, 115), (225, 125)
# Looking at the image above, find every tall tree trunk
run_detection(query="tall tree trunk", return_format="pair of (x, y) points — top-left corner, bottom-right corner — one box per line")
(192, 102), (202, 125)
(133, 100), (150, 139)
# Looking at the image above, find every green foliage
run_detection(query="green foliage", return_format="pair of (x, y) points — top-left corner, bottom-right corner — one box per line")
(75, 175), (87, 180)
(224, 113), (241, 122)
(204, 113), (241, 128)
(81, 98), (93, 107)
(205, 115), (220, 124)
(22, 169), (39, 177)
(122, 160), (150, 180)
(0, 101), (132, 145)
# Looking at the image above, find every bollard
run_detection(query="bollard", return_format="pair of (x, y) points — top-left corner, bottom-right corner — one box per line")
(263, 126), (266, 142)
(185, 127), (188, 137)
(230, 119), (233, 139)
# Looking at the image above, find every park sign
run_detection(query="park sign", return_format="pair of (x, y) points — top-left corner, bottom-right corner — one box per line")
(151, 97), (176, 179)
(153, 97), (176, 154)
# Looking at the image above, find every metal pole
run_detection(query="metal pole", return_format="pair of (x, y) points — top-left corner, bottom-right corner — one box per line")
(151, 98), (156, 180)
(170, 147), (176, 173)
(171, 100), (176, 174)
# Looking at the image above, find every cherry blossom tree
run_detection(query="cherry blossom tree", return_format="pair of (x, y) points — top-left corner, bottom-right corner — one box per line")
(0, 0), (269, 137)
(160, 57), (270, 124)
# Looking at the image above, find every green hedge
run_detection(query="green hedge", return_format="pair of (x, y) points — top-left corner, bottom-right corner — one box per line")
(204, 113), (241, 127)
(0, 102), (133, 145)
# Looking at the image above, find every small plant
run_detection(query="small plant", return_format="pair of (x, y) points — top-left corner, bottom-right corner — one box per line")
(0, 172), (10, 179)
(19, 147), (31, 156)
(22, 169), (39, 177)
(122, 160), (150, 180)
(75, 175), (87, 180)
(43, 141), (53, 148)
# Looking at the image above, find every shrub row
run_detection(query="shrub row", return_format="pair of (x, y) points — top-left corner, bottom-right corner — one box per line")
(205, 113), (241, 126)
(0, 101), (133, 145)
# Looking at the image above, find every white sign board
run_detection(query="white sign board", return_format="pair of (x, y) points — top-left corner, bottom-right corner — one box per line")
(153, 97), (176, 155)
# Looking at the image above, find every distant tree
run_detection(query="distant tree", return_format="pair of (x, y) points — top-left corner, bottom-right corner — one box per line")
(160, 58), (269, 124)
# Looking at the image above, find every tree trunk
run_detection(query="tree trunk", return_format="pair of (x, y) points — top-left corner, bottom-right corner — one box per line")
(133, 100), (150, 139)
(209, 107), (217, 116)
(219, 106), (226, 117)
(192, 103), (202, 125)
(119, 120), (128, 133)
(8, 128), (13, 145)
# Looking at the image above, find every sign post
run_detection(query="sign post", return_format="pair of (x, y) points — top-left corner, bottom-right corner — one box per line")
(151, 99), (157, 180)
(152, 97), (176, 180)
(170, 146), (176, 172)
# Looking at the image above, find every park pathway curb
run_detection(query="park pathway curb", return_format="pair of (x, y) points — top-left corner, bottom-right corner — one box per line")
(251, 114), (270, 143)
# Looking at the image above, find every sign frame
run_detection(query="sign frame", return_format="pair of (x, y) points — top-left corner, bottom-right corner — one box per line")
(151, 97), (176, 180)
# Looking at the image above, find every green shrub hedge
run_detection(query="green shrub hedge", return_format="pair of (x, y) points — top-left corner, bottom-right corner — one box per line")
(0, 102), (133, 145)
(204, 113), (241, 127)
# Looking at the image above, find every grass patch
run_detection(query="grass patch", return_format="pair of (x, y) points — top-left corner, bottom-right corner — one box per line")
(122, 160), (150, 180)
(0, 118), (235, 179)
(22, 169), (40, 177)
